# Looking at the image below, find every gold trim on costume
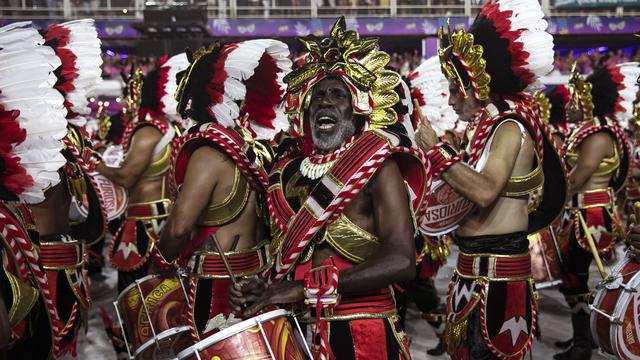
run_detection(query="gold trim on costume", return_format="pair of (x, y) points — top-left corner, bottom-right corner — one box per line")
(192, 241), (270, 279)
(323, 214), (379, 264)
(564, 187), (615, 210)
(565, 147), (620, 177)
(568, 62), (594, 121)
(502, 159), (544, 197)
(4, 270), (39, 327)
(141, 144), (172, 178)
(197, 166), (250, 226)
(438, 22), (491, 101)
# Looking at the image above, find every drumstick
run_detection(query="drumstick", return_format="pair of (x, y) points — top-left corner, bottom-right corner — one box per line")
(210, 234), (238, 285)
(209, 234), (251, 312)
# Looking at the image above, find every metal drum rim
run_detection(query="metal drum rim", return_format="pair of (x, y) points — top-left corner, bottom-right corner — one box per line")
(176, 309), (292, 359)
(133, 325), (192, 358)
(611, 260), (640, 359)
(116, 274), (164, 303)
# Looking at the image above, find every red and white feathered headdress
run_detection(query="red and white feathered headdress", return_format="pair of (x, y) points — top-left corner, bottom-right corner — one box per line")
(160, 53), (189, 121)
(44, 19), (103, 127)
(438, 0), (554, 100)
(409, 56), (458, 137)
(610, 62), (640, 129)
(0, 22), (68, 203)
(176, 39), (292, 140)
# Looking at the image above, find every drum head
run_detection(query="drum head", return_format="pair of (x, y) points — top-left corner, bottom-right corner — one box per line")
(420, 180), (474, 236)
(177, 309), (298, 359)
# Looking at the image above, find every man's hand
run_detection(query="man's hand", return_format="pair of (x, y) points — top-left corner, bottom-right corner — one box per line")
(627, 215), (640, 261)
(415, 120), (439, 151)
(229, 278), (304, 318)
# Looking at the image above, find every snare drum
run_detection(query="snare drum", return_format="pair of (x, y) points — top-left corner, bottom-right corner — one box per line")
(113, 274), (192, 359)
(91, 172), (127, 220)
(590, 253), (640, 359)
(528, 226), (563, 289)
(177, 309), (311, 360)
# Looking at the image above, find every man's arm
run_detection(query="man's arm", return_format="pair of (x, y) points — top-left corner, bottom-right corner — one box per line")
(441, 121), (523, 208)
(158, 146), (221, 261)
(568, 132), (615, 192)
(95, 126), (162, 188)
(337, 158), (416, 293)
(234, 158), (416, 316)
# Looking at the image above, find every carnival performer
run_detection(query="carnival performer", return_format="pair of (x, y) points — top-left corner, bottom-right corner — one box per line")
(414, 0), (569, 358)
(0, 20), (102, 358)
(554, 62), (638, 360)
(155, 41), (291, 340)
(229, 17), (431, 359)
(0, 21), (69, 359)
(95, 56), (187, 291)
(29, 19), (105, 357)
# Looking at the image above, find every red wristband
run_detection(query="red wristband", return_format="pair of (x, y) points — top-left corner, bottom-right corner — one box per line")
(427, 142), (460, 178)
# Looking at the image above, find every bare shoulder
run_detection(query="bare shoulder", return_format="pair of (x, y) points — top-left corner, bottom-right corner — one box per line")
(370, 157), (403, 191)
(189, 144), (233, 171)
(583, 130), (615, 146)
(131, 125), (163, 147)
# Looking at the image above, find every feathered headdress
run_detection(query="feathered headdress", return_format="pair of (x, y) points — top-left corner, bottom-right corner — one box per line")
(44, 19), (103, 127)
(175, 39), (292, 140)
(159, 53), (189, 121)
(284, 17), (401, 137)
(408, 56), (458, 136)
(438, 0), (554, 100)
(582, 62), (640, 129)
(0, 22), (68, 203)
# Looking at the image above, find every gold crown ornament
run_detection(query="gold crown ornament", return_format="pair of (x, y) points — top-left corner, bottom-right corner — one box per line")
(125, 67), (143, 122)
(533, 91), (551, 124)
(567, 61), (594, 121)
(174, 42), (223, 118)
(96, 101), (111, 139)
(284, 16), (401, 135)
(438, 23), (490, 101)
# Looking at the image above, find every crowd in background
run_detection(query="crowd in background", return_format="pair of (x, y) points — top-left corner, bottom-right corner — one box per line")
(100, 47), (640, 81)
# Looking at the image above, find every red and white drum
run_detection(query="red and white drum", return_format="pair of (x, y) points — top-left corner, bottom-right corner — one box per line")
(420, 180), (474, 236)
(113, 274), (193, 359)
(528, 226), (563, 289)
(590, 253), (640, 359)
(177, 309), (311, 360)
(91, 173), (127, 220)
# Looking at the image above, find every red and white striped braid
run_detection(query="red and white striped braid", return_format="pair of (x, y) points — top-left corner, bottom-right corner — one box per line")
(121, 119), (170, 152)
(186, 277), (201, 343)
(453, 52), (480, 100)
(167, 136), (184, 202)
(273, 145), (392, 281)
(304, 261), (339, 360)
(0, 207), (63, 354)
(61, 136), (108, 232)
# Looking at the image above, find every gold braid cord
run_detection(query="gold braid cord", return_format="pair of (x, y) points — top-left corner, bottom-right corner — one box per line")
(284, 16), (401, 130)
(533, 91), (551, 124)
(438, 23), (490, 101)
(125, 67), (143, 122)
(568, 61), (594, 121)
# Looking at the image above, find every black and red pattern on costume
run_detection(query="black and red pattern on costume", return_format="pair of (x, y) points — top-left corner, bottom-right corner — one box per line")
(109, 118), (172, 275)
(268, 128), (431, 282)
(168, 122), (272, 341)
(560, 116), (630, 256)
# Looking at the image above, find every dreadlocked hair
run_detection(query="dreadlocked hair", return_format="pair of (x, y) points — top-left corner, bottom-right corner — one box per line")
(588, 66), (619, 118)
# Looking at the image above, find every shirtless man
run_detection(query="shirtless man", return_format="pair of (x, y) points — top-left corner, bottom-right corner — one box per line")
(415, 3), (566, 358)
(155, 40), (291, 339)
(96, 66), (178, 291)
(554, 64), (634, 360)
(229, 18), (430, 359)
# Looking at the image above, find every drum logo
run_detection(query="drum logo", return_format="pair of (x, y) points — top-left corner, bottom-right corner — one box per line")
(421, 182), (473, 235)
(137, 280), (179, 337)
